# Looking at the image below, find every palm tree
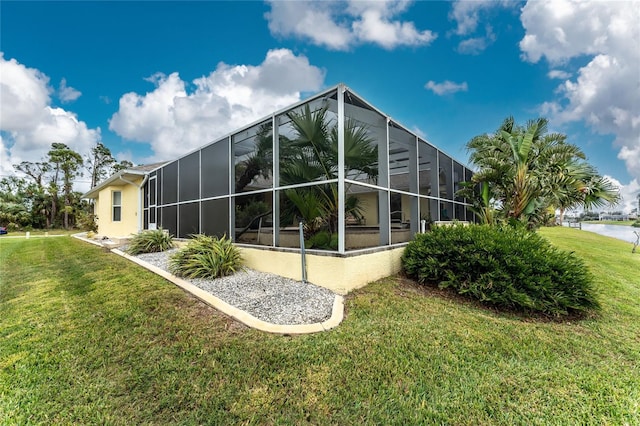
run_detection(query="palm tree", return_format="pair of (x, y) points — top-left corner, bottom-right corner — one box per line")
(280, 104), (377, 242)
(235, 123), (273, 192)
(466, 116), (616, 228)
(552, 160), (620, 223)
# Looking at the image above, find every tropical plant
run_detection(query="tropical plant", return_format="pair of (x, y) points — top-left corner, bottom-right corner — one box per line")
(550, 160), (620, 223)
(279, 104), (377, 242)
(235, 123), (273, 192)
(169, 234), (242, 279)
(457, 181), (496, 225)
(466, 116), (619, 228)
(126, 229), (175, 255)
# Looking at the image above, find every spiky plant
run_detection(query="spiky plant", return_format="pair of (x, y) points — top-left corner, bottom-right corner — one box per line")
(126, 229), (174, 255)
(169, 234), (242, 279)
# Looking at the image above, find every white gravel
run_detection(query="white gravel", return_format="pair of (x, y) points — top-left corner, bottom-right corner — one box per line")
(134, 248), (336, 325)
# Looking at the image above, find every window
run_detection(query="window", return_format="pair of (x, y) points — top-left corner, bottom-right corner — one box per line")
(112, 191), (122, 222)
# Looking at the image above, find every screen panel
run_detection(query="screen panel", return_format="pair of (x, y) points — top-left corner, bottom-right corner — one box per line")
(179, 152), (200, 202)
(233, 120), (273, 193)
(438, 152), (453, 200)
(161, 162), (178, 205)
(235, 192), (273, 246)
(178, 202), (199, 238)
(201, 198), (230, 238)
(160, 205), (177, 237)
(418, 140), (437, 196)
(201, 140), (230, 198)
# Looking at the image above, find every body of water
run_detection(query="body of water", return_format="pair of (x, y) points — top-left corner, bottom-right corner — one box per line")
(579, 223), (639, 244)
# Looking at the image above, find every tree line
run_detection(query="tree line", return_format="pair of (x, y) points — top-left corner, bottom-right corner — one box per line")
(0, 143), (133, 230)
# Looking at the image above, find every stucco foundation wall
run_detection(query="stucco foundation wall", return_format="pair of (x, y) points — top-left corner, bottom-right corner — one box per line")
(239, 246), (406, 294)
(95, 179), (143, 238)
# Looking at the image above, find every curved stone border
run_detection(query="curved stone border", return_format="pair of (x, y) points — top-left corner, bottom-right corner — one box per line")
(73, 233), (344, 334)
(112, 249), (344, 334)
(69, 233), (341, 335)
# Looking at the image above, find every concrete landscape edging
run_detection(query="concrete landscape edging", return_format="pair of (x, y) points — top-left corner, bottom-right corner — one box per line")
(71, 233), (343, 334)
(73, 233), (345, 334)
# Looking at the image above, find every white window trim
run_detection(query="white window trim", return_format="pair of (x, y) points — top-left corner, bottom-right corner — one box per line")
(112, 190), (122, 222)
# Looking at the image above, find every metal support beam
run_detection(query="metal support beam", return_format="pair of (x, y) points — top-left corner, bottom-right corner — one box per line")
(337, 84), (346, 254)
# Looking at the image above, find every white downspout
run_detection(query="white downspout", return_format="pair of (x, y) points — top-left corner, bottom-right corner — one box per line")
(119, 174), (149, 233)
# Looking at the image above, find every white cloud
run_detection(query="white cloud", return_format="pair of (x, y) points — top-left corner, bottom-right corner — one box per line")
(547, 69), (571, 79)
(519, 0), (640, 182)
(456, 25), (496, 55)
(109, 49), (325, 161)
(0, 54), (51, 132)
(351, 5), (437, 49)
(265, 0), (436, 50)
(519, 0), (635, 64)
(449, 0), (495, 36)
(58, 78), (82, 103)
(425, 80), (468, 96)
(0, 53), (100, 180)
(449, 2), (508, 54)
(266, 1), (353, 50)
(605, 176), (639, 214)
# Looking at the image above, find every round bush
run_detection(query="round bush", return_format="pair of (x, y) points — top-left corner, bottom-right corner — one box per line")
(402, 224), (600, 316)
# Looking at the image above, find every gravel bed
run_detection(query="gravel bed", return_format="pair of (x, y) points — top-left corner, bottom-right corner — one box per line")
(134, 249), (336, 325)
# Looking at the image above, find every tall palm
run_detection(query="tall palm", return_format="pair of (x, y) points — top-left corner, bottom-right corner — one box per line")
(467, 116), (601, 227)
(280, 104), (377, 235)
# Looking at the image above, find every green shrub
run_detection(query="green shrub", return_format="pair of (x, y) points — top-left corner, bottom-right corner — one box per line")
(76, 211), (98, 232)
(632, 220), (640, 228)
(126, 229), (175, 255)
(169, 234), (242, 279)
(402, 224), (600, 316)
(305, 231), (338, 250)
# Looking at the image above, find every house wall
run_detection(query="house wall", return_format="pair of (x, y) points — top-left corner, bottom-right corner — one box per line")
(95, 178), (143, 237)
(357, 192), (379, 225)
(240, 246), (405, 294)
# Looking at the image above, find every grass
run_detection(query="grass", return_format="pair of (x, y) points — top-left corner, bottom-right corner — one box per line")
(0, 229), (76, 237)
(582, 220), (635, 226)
(1, 229), (639, 424)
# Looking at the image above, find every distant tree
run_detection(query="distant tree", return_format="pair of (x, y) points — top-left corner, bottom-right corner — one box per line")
(13, 160), (53, 227)
(0, 176), (30, 228)
(48, 143), (83, 229)
(86, 142), (116, 188)
(14, 161), (50, 191)
(113, 160), (134, 173)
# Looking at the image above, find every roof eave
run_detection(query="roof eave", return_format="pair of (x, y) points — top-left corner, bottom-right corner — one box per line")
(81, 169), (148, 199)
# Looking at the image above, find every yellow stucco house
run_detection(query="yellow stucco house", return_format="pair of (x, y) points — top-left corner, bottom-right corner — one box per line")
(82, 163), (167, 238)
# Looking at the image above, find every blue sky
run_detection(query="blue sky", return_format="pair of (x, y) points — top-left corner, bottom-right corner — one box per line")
(1, 1), (638, 211)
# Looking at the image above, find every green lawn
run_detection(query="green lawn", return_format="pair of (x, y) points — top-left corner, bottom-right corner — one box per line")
(582, 220), (636, 226)
(1, 229), (638, 425)
(0, 229), (76, 237)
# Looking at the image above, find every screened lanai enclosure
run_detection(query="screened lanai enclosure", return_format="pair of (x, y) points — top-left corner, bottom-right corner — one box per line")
(142, 84), (475, 254)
